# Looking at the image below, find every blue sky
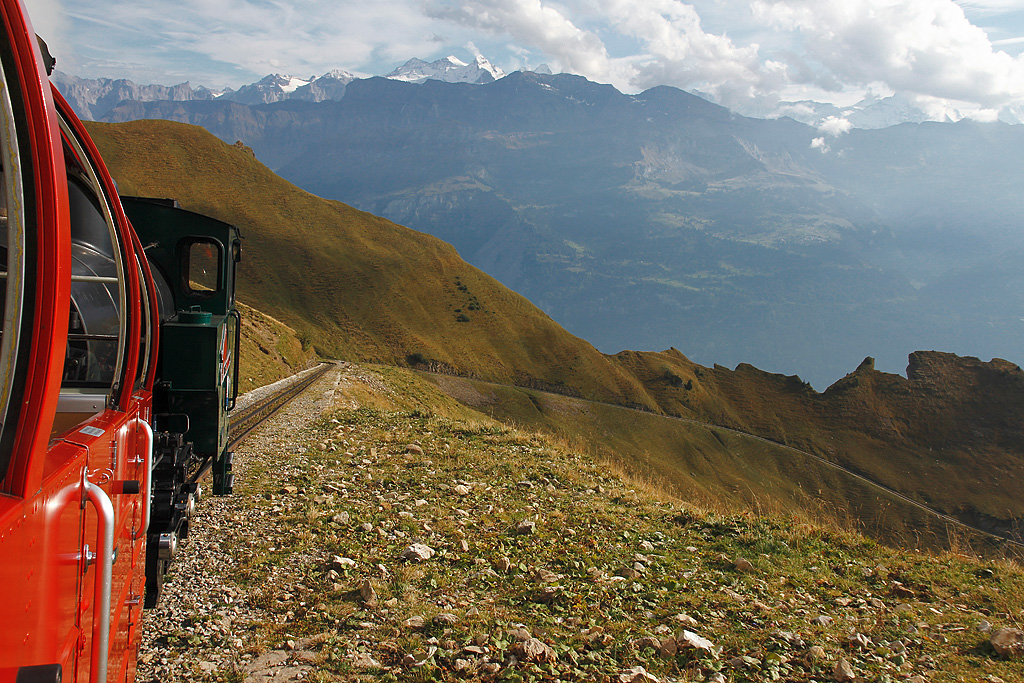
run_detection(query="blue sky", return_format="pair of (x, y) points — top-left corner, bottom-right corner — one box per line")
(23, 0), (1024, 118)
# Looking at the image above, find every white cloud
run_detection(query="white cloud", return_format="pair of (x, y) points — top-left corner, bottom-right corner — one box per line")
(28, 0), (1024, 124)
(751, 0), (1024, 108)
(597, 0), (786, 105)
(810, 136), (829, 151)
(424, 0), (611, 78)
(817, 115), (852, 136)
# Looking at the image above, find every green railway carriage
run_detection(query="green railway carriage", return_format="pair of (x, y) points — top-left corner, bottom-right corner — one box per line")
(121, 196), (242, 605)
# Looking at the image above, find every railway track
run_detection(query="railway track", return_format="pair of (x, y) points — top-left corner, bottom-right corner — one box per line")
(227, 362), (334, 449)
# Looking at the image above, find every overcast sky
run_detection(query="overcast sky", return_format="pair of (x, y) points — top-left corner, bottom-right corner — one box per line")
(22, 0), (1024, 118)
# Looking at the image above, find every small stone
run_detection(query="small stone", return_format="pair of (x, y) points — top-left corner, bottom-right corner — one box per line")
(454, 485), (471, 496)
(734, 557), (755, 573)
(433, 613), (459, 626)
(847, 632), (871, 650)
(991, 627), (1024, 659)
(978, 619), (993, 632)
(515, 520), (536, 535)
(534, 568), (560, 583)
(833, 658), (855, 682)
(673, 613), (699, 628)
(332, 512), (350, 524)
(400, 543), (435, 562)
(406, 444), (424, 455)
(494, 556), (512, 572)
(360, 522), (373, 532)
(352, 652), (381, 668)
(360, 579), (378, 607)
(460, 539), (469, 552)
(282, 485), (299, 495)
(510, 637), (556, 663)
(812, 615), (834, 627)
(807, 645), (826, 662)
(404, 616), (426, 630)
(677, 630), (715, 652)
(617, 665), (660, 682)
(332, 555), (357, 570)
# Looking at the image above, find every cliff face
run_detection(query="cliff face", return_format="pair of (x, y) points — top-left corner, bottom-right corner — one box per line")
(620, 348), (1024, 539)
(823, 351), (1024, 453)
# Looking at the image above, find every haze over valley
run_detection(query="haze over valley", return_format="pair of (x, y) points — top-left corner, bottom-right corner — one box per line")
(61, 63), (1024, 388)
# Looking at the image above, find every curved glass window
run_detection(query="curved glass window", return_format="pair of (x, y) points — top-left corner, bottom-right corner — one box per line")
(58, 116), (127, 395)
(0, 52), (30, 480)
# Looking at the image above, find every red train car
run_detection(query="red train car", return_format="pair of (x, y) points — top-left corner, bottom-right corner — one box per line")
(0, 1), (157, 680)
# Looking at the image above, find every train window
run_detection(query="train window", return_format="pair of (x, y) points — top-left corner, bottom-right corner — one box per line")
(133, 254), (151, 389)
(0, 55), (29, 479)
(57, 114), (127, 398)
(184, 238), (220, 297)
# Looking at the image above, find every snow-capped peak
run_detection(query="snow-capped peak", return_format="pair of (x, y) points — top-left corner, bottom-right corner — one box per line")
(385, 54), (506, 85)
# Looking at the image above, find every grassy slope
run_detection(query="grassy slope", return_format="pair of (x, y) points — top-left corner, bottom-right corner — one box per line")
(237, 302), (317, 393)
(86, 120), (654, 409)
(164, 364), (1024, 683)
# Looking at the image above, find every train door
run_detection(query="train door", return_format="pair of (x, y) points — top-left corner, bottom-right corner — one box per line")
(0, 1), (84, 681)
(0, 1), (152, 680)
(53, 94), (151, 682)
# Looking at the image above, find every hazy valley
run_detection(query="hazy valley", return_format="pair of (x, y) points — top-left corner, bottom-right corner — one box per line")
(70, 69), (1024, 389)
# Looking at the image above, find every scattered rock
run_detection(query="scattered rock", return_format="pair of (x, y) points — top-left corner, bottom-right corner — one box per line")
(515, 520), (536, 535)
(359, 579), (378, 607)
(510, 637), (557, 664)
(352, 652), (381, 668)
(433, 613), (459, 627)
(331, 511), (350, 524)
(403, 616), (426, 631)
(454, 484), (471, 496)
(678, 630), (715, 653)
(406, 444), (424, 455)
(400, 543), (435, 562)
(734, 557), (755, 573)
(618, 666), (660, 682)
(833, 658), (856, 682)
(991, 627), (1024, 659)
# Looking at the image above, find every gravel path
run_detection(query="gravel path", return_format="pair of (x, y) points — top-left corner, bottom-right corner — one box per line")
(136, 363), (345, 682)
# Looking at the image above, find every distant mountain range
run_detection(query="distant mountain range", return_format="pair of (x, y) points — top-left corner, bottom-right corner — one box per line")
(60, 62), (1024, 388)
(56, 53), (1010, 129)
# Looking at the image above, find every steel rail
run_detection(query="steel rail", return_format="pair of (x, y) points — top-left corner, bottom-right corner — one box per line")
(227, 362), (333, 449)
